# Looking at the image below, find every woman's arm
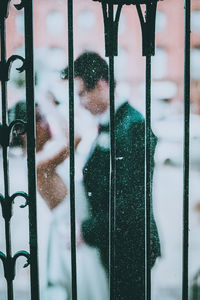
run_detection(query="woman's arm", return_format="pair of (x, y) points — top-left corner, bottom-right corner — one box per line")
(36, 135), (81, 210)
(37, 164), (67, 210)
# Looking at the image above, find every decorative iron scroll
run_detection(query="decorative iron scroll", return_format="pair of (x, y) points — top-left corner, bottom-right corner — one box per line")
(14, 0), (25, 11)
(0, 0), (11, 20)
(0, 0), (39, 299)
(0, 55), (25, 82)
(93, 0), (159, 57)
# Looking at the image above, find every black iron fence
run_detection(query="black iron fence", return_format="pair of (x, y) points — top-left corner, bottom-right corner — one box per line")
(0, 1), (39, 299)
(0, 0), (193, 299)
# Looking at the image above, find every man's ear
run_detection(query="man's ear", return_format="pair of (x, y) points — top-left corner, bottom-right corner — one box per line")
(97, 79), (109, 91)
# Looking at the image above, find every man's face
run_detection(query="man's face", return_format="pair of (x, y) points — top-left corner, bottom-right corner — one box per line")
(75, 77), (109, 115)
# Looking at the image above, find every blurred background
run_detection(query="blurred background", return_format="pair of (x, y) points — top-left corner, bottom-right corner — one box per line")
(1, 0), (200, 299)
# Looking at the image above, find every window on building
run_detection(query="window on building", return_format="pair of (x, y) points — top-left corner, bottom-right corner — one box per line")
(119, 13), (126, 35)
(77, 11), (96, 31)
(191, 48), (200, 80)
(152, 48), (168, 79)
(35, 47), (66, 72)
(115, 47), (128, 80)
(16, 12), (24, 35)
(191, 10), (200, 34)
(155, 11), (167, 33)
(46, 11), (65, 35)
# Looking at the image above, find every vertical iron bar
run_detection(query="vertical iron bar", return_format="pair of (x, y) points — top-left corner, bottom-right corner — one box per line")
(109, 54), (116, 300)
(68, 0), (77, 299)
(1, 19), (9, 196)
(0, 17), (14, 300)
(145, 55), (152, 300)
(24, 1), (40, 299)
(5, 221), (13, 300)
(182, 0), (191, 299)
(108, 4), (116, 300)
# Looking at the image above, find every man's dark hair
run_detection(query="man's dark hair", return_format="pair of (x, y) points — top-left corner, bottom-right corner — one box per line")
(62, 52), (110, 90)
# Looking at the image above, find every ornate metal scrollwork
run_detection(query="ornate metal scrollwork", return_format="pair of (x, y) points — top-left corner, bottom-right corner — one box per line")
(0, 119), (26, 147)
(0, 191), (29, 222)
(93, 0), (160, 57)
(101, 2), (123, 56)
(8, 119), (27, 133)
(7, 55), (26, 73)
(0, 55), (26, 82)
(0, 192), (30, 281)
(14, 0), (25, 11)
(0, 250), (30, 281)
(0, 0), (40, 296)
(0, 0), (11, 20)
(10, 191), (29, 208)
(136, 2), (158, 56)
(8, 119), (27, 143)
(0, 190), (30, 283)
(13, 251), (30, 269)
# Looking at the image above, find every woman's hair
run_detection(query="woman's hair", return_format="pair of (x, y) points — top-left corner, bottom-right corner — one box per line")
(8, 101), (27, 148)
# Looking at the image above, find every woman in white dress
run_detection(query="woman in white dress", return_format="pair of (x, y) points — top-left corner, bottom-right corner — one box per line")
(9, 100), (108, 300)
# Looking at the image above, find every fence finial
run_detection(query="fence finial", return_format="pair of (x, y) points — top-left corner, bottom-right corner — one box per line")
(92, 0), (161, 57)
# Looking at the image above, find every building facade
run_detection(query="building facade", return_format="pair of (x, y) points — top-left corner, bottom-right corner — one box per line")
(5, 0), (200, 113)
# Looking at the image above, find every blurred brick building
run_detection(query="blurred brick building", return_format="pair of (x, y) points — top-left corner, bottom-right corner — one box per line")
(5, 0), (200, 114)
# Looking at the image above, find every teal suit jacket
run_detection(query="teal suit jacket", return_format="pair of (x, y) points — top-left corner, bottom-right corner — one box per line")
(82, 102), (160, 299)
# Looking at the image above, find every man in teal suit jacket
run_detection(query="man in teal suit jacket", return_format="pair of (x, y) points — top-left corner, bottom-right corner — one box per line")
(63, 52), (160, 300)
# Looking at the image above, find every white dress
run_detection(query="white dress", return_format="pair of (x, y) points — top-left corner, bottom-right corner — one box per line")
(43, 168), (108, 300)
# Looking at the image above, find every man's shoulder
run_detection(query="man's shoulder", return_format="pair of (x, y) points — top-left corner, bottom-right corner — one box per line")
(125, 102), (144, 121)
(116, 101), (144, 130)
